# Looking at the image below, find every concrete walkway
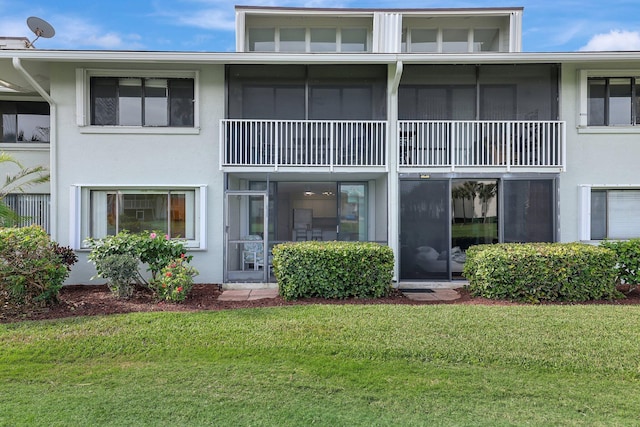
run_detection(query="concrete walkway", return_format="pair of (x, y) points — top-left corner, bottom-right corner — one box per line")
(217, 288), (279, 301)
(217, 287), (461, 301)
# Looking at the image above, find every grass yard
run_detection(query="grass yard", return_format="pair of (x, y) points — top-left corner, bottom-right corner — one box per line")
(1, 304), (640, 426)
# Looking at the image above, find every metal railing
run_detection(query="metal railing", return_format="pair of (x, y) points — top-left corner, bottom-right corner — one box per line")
(221, 119), (387, 169)
(398, 120), (566, 170)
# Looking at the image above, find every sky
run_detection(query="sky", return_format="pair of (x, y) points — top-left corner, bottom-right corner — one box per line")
(2, 0), (640, 53)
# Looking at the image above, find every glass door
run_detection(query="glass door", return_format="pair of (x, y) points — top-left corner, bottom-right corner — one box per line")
(224, 190), (270, 283)
(451, 180), (498, 278)
(400, 180), (450, 280)
(338, 183), (367, 241)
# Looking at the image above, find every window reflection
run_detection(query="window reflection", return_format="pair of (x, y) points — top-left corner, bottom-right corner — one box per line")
(0, 101), (50, 143)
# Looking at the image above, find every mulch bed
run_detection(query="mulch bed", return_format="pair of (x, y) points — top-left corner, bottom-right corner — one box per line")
(2, 284), (640, 324)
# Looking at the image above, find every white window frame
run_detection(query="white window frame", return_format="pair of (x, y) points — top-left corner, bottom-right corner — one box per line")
(578, 184), (640, 241)
(76, 68), (200, 135)
(577, 69), (640, 133)
(70, 184), (207, 250)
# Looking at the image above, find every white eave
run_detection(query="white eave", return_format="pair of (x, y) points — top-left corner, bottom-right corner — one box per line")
(3, 48), (640, 65)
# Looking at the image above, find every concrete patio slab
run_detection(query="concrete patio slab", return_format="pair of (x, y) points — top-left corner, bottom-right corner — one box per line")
(219, 288), (279, 301)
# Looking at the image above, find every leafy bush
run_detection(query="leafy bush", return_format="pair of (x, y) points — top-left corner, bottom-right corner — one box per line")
(464, 243), (620, 303)
(273, 241), (393, 301)
(149, 255), (199, 302)
(93, 254), (140, 299)
(86, 230), (192, 287)
(600, 239), (640, 291)
(0, 226), (77, 306)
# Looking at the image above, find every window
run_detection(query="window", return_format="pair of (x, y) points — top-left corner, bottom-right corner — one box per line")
(246, 27), (369, 52)
(587, 77), (639, 126)
(591, 189), (640, 239)
(341, 28), (367, 52)
(3, 194), (50, 232)
(0, 101), (50, 143)
(90, 77), (194, 127)
(248, 28), (275, 51)
(402, 28), (501, 53)
(75, 187), (205, 249)
(310, 28), (336, 52)
(279, 28), (305, 52)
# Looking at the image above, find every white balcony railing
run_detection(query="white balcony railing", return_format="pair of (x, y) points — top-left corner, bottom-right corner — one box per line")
(221, 120), (387, 169)
(398, 120), (566, 170)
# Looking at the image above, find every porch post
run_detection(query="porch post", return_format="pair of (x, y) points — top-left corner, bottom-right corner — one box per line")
(388, 61), (403, 283)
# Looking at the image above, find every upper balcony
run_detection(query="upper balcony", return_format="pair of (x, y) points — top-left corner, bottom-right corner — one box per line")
(398, 120), (565, 171)
(221, 119), (387, 171)
(220, 119), (565, 172)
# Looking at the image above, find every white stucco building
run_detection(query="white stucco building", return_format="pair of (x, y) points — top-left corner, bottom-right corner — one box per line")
(1, 6), (639, 285)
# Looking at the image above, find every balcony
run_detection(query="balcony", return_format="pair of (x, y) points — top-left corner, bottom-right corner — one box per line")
(398, 120), (566, 171)
(221, 120), (387, 170)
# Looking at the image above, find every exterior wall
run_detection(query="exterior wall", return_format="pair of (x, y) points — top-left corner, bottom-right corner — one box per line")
(559, 62), (640, 243)
(50, 62), (226, 284)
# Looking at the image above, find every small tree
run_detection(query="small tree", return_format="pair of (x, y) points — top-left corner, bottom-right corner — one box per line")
(0, 152), (49, 226)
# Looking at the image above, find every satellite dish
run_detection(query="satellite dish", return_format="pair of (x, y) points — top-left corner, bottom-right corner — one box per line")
(25, 16), (55, 48)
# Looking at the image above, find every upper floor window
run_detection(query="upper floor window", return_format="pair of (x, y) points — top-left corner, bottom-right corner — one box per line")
(587, 77), (639, 126)
(402, 27), (501, 53)
(247, 27), (368, 53)
(90, 77), (194, 127)
(0, 101), (49, 143)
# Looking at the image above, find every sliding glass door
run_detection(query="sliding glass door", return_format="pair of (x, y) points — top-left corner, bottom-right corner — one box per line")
(400, 177), (555, 281)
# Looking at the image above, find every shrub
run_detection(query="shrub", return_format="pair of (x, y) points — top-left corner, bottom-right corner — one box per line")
(464, 243), (620, 303)
(273, 241), (393, 301)
(93, 254), (140, 299)
(600, 239), (640, 291)
(86, 230), (192, 286)
(149, 255), (199, 302)
(0, 226), (77, 306)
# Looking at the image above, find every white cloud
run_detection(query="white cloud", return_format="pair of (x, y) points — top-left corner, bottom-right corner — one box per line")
(175, 9), (236, 31)
(580, 30), (640, 51)
(49, 16), (144, 50)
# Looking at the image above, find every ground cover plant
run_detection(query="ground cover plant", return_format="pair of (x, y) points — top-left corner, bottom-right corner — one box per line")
(1, 304), (639, 426)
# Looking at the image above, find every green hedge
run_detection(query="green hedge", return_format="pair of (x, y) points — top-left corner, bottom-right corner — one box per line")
(272, 241), (393, 301)
(600, 239), (640, 289)
(464, 243), (620, 303)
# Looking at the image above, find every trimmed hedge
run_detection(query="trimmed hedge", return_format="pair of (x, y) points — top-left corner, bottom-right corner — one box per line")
(464, 243), (620, 303)
(600, 239), (640, 290)
(272, 241), (393, 301)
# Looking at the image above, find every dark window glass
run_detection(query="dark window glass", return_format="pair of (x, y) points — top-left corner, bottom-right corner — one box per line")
(91, 78), (118, 125)
(169, 79), (195, 126)
(590, 190), (607, 240)
(0, 101), (50, 143)
(588, 77), (640, 126)
(503, 180), (555, 243)
(588, 79), (606, 126)
(90, 77), (194, 126)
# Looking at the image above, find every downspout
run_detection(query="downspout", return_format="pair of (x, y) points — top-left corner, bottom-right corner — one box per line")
(12, 57), (57, 239)
(388, 60), (403, 283)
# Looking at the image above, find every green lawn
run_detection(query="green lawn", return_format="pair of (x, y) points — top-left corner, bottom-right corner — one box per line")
(2, 304), (640, 426)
